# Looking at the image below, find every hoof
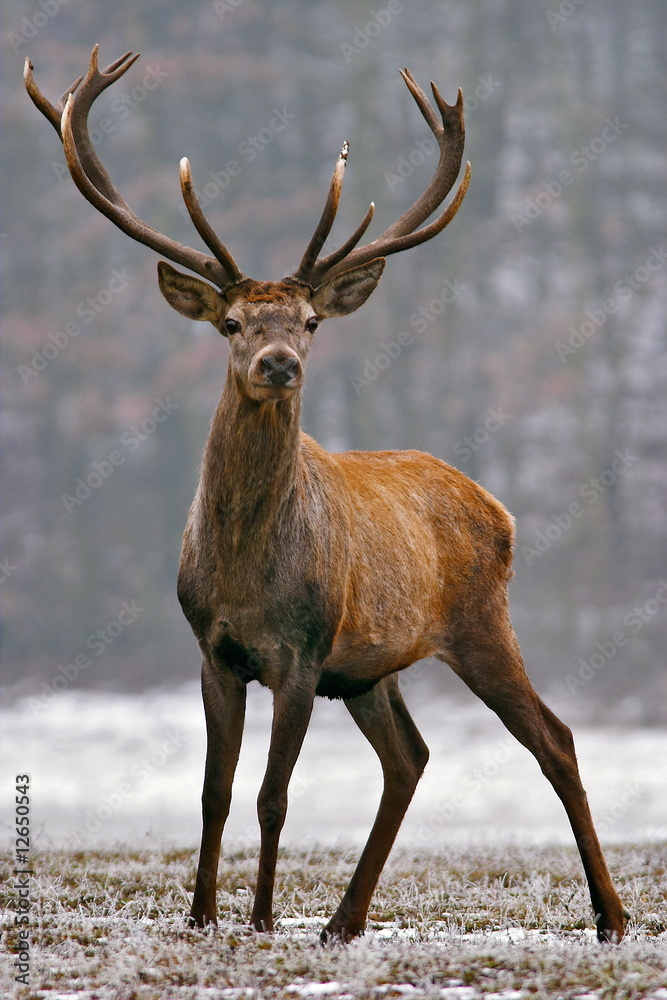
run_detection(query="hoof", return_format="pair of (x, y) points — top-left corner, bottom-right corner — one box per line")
(188, 911), (217, 929)
(320, 920), (364, 944)
(595, 908), (626, 943)
(251, 917), (274, 933)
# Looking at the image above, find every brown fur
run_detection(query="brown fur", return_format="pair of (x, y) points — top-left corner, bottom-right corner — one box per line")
(156, 264), (626, 945)
(25, 44), (624, 942)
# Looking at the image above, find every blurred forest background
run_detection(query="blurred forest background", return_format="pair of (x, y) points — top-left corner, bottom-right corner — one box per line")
(1, 0), (665, 721)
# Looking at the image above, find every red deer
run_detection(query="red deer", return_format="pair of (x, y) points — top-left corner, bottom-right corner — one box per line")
(25, 46), (626, 943)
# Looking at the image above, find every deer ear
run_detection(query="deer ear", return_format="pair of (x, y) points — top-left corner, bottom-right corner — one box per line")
(311, 257), (385, 318)
(157, 261), (225, 325)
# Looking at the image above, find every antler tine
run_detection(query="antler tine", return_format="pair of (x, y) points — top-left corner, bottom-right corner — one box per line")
(293, 142), (350, 282)
(355, 160), (471, 259)
(64, 45), (140, 205)
(25, 46), (138, 137)
(59, 93), (229, 287)
(294, 68), (469, 289)
(380, 69), (465, 239)
(371, 72), (465, 245)
(102, 49), (140, 76)
(25, 46), (240, 289)
(399, 67), (441, 136)
(24, 58), (81, 136)
(180, 158), (244, 284)
(310, 200), (375, 277)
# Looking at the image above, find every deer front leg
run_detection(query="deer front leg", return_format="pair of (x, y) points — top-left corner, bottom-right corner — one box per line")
(190, 660), (246, 928)
(250, 672), (318, 932)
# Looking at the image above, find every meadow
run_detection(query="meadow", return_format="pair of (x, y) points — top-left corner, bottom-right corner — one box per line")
(2, 842), (666, 999)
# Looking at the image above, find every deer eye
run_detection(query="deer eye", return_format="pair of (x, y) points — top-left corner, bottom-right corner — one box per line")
(225, 318), (241, 335)
(306, 316), (319, 334)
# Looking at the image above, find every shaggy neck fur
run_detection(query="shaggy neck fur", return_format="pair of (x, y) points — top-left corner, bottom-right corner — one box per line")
(200, 363), (303, 559)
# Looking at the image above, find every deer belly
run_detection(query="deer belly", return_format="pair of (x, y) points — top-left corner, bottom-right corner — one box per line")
(324, 628), (438, 678)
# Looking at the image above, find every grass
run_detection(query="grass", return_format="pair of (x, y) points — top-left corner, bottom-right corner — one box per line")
(1, 842), (666, 998)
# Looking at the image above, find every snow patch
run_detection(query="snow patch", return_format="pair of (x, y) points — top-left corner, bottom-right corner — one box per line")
(2, 684), (665, 848)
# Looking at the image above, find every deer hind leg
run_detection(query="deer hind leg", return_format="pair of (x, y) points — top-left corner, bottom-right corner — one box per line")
(189, 659), (246, 928)
(441, 612), (626, 942)
(321, 673), (429, 943)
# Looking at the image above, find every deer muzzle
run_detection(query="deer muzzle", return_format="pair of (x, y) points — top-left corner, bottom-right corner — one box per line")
(250, 347), (303, 390)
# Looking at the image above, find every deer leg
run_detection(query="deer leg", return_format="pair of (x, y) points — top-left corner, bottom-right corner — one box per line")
(321, 673), (429, 942)
(189, 660), (246, 928)
(250, 673), (318, 933)
(445, 619), (626, 942)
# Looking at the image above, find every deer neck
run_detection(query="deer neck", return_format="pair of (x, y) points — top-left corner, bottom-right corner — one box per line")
(200, 366), (303, 548)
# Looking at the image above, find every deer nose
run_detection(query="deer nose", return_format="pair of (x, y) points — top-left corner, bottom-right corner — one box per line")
(260, 353), (300, 385)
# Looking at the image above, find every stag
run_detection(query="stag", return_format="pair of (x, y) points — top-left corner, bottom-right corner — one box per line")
(25, 46), (626, 943)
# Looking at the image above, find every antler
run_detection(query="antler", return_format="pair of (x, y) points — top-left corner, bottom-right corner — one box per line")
(25, 50), (468, 293)
(292, 68), (471, 289)
(24, 45), (243, 289)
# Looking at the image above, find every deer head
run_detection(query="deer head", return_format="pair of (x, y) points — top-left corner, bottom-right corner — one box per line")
(155, 260), (386, 402)
(25, 46), (470, 403)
